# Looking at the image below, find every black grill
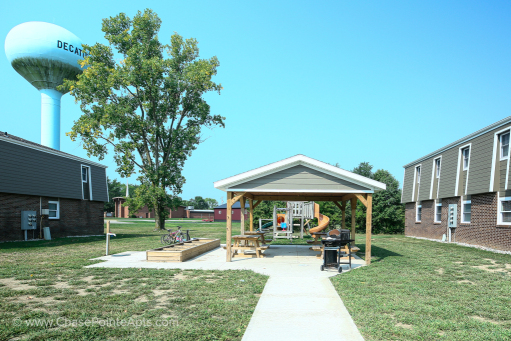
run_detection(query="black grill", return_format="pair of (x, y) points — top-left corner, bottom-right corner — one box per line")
(320, 229), (354, 273)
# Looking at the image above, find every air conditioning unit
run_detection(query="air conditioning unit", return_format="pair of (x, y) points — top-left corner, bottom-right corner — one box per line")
(41, 209), (50, 215)
(186, 206), (194, 210)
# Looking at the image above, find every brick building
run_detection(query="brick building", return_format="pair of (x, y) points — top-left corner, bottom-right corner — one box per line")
(113, 197), (155, 218)
(114, 200), (215, 220)
(0, 133), (108, 241)
(402, 117), (511, 251)
(214, 202), (249, 222)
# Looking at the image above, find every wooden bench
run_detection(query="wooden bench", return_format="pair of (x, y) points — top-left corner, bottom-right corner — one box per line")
(244, 231), (271, 246)
(306, 232), (327, 245)
(229, 235), (267, 258)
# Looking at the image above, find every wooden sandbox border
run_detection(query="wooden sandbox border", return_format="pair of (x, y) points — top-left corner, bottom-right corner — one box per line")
(146, 238), (221, 262)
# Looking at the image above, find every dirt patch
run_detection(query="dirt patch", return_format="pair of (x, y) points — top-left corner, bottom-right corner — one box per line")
(135, 296), (149, 303)
(12, 295), (58, 305)
(75, 288), (89, 296)
(435, 268), (444, 275)
(173, 273), (189, 281)
(471, 316), (503, 325)
(81, 276), (95, 283)
(53, 282), (73, 289)
(454, 261), (463, 264)
(472, 265), (508, 274)
(396, 322), (413, 330)
(0, 278), (38, 291)
(457, 280), (475, 285)
(153, 289), (173, 296)
(112, 289), (129, 295)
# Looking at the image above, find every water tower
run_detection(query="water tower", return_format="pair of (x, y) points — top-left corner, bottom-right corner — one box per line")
(5, 22), (86, 150)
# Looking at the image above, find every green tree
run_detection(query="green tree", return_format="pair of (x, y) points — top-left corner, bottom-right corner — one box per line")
(61, 9), (224, 230)
(349, 162), (405, 234)
(352, 161), (373, 178)
(204, 198), (219, 209)
(104, 177), (124, 212)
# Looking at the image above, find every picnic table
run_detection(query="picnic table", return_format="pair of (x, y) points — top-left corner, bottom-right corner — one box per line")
(230, 235), (268, 258)
(244, 231), (272, 245)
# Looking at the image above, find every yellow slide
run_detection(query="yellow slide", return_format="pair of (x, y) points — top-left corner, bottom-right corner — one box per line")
(309, 203), (329, 236)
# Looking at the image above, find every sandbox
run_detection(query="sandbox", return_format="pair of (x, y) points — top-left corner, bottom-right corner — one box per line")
(146, 238), (220, 262)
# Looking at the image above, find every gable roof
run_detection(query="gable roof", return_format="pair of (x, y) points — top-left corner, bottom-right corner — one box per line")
(215, 202), (250, 209)
(403, 116), (511, 168)
(0, 131), (107, 168)
(214, 155), (386, 193)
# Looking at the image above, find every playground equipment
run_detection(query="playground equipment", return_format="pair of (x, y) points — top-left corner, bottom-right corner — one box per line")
(258, 202), (331, 241)
(309, 203), (330, 238)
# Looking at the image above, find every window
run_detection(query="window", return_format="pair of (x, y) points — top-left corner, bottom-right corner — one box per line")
(48, 200), (60, 220)
(500, 132), (510, 160)
(416, 203), (422, 222)
(498, 196), (511, 225)
(416, 166), (421, 183)
(218, 210), (222, 215)
(461, 197), (471, 223)
(435, 158), (441, 178)
(82, 167), (88, 182)
(462, 147), (470, 170)
(435, 201), (442, 223)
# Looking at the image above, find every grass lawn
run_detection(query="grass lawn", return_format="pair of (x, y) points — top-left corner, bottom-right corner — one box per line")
(0, 219), (267, 341)
(333, 234), (511, 341)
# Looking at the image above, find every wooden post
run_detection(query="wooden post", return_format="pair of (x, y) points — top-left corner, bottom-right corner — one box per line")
(106, 220), (111, 256)
(226, 192), (233, 262)
(351, 198), (357, 243)
(249, 198), (254, 232)
(240, 196), (246, 236)
(365, 193), (373, 265)
(341, 201), (346, 229)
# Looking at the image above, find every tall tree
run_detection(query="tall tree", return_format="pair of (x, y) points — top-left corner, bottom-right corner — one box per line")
(204, 198), (219, 209)
(61, 9), (224, 230)
(104, 177), (124, 212)
(348, 162), (405, 234)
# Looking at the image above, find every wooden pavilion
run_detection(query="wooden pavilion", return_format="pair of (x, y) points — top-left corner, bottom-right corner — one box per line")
(214, 155), (386, 265)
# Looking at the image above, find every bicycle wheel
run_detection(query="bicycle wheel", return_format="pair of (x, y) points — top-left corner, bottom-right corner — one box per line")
(161, 234), (172, 245)
(175, 232), (185, 243)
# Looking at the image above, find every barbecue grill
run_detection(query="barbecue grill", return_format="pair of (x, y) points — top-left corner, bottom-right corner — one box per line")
(320, 229), (354, 273)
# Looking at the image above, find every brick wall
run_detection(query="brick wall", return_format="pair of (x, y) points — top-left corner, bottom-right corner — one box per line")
(0, 192), (104, 242)
(188, 212), (214, 219)
(405, 193), (511, 251)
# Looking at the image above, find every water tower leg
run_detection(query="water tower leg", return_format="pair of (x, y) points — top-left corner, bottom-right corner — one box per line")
(40, 89), (62, 150)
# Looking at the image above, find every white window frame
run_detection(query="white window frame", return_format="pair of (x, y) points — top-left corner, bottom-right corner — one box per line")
(416, 166), (421, 183)
(435, 158), (441, 178)
(497, 194), (511, 225)
(434, 200), (442, 223)
(461, 196), (471, 224)
(48, 200), (60, 220)
(412, 163), (422, 202)
(462, 147), (470, 171)
(80, 165), (93, 200)
(218, 210), (222, 215)
(490, 127), (511, 192)
(500, 132), (510, 161)
(455, 143), (472, 196)
(416, 203), (422, 222)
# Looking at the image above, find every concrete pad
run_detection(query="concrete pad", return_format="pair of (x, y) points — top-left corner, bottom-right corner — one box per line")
(87, 244), (365, 340)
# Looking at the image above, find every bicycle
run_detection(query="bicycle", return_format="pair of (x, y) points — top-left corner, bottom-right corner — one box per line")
(161, 226), (190, 245)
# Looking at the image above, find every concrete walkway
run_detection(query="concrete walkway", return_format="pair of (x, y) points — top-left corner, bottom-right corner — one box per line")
(87, 245), (365, 341)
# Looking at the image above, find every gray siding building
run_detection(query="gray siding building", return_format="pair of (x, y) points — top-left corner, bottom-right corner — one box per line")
(0, 133), (108, 241)
(402, 117), (511, 251)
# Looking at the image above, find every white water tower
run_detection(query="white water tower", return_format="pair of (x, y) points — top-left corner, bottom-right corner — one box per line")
(5, 22), (85, 150)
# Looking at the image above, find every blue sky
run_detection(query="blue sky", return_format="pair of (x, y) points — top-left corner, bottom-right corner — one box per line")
(2, 1), (511, 204)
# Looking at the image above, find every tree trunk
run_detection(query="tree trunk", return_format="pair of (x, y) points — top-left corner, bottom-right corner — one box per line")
(154, 201), (166, 230)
